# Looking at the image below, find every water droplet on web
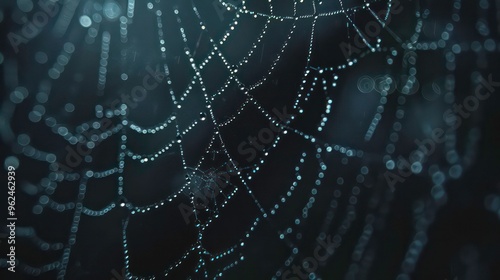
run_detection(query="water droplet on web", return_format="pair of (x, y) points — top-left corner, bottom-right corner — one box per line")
(4, 156), (20, 169)
(103, 0), (121, 21)
(79, 15), (92, 28)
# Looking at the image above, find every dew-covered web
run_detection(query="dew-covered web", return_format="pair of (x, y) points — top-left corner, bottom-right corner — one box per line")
(1, 0), (500, 279)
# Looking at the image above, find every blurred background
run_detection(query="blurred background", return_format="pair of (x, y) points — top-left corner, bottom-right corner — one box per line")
(1, 0), (500, 279)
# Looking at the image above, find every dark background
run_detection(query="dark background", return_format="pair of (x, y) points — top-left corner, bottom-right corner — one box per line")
(1, 0), (500, 279)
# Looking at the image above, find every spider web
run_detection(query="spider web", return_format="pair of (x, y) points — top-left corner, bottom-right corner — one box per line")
(1, 0), (500, 279)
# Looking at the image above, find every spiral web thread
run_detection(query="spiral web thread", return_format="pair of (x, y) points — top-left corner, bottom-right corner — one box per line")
(1, 0), (499, 279)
